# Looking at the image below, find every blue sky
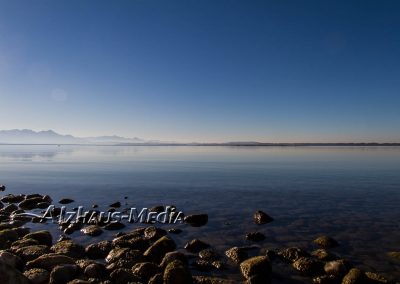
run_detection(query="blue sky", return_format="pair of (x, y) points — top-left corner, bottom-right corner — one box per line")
(0, 0), (399, 142)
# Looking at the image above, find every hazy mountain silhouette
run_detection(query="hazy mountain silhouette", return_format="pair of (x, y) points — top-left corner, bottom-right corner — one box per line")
(0, 129), (146, 144)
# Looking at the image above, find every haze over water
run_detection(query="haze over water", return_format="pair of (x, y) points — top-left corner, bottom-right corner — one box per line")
(1, 145), (399, 280)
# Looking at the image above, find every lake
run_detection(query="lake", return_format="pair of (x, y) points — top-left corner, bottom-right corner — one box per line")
(1, 145), (399, 282)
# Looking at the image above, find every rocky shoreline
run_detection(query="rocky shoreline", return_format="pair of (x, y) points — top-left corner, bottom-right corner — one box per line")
(0, 185), (399, 284)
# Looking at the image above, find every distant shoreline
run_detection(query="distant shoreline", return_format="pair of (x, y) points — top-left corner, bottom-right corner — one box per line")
(1, 143), (400, 147)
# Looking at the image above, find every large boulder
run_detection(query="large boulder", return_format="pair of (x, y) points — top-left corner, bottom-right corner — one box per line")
(23, 230), (52, 246)
(253, 210), (273, 225)
(240, 256), (271, 282)
(0, 261), (30, 284)
(143, 236), (176, 263)
(51, 240), (85, 259)
(163, 260), (193, 284)
(26, 253), (75, 270)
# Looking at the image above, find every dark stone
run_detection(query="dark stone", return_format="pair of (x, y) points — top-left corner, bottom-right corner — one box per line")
(163, 260), (193, 284)
(49, 264), (78, 284)
(342, 268), (367, 284)
(23, 268), (50, 284)
(15, 245), (51, 262)
(0, 184), (5, 191)
(1, 194), (25, 203)
(240, 256), (272, 283)
(184, 214), (208, 227)
(225, 246), (248, 264)
(85, 241), (112, 259)
(313, 235), (339, 249)
(184, 239), (210, 253)
(26, 253), (75, 270)
(109, 201), (121, 208)
(246, 232), (266, 242)
(18, 197), (45, 210)
(160, 251), (188, 268)
(143, 236), (176, 263)
(81, 225), (103, 236)
(104, 222), (125, 230)
(51, 240), (85, 259)
(0, 261), (30, 284)
(131, 262), (160, 283)
(277, 247), (309, 263)
(110, 268), (140, 284)
(292, 257), (325, 276)
(324, 259), (351, 276)
(144, 226), (167, 241)
(59, 198), (74, 204)
(84, 263), (106, 278)
(168, 228), (182, 234)
(23, 230), (53, 246)
(253, 210), (273, 225)
(199, 249), (219, 260)
(0, 251), (24, 270)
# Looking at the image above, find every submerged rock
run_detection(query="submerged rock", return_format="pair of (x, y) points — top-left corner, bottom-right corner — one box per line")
(246, 231), (266, 242)
(109, 201), (121, 208)
(59, 198), (74, 204)
(253, 210), (273, 225)
(324, 259), (350, 276)
(313, 235), (338, 248)
(0, 184), (5, 191)
(365, 271), (389, 283)
(184, 214), (208, 227)
(81, 225), (103, 236)
(277, 247), (309, 263)
(184, 239), (210, 253)
(387, 251), (400, 260)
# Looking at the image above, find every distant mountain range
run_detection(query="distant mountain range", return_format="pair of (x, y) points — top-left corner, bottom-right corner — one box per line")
(0, 129), (147, 144)
(0, 129), (399, 146)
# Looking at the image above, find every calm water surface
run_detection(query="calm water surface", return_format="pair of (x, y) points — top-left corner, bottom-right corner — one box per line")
(1, 145), (399, 281)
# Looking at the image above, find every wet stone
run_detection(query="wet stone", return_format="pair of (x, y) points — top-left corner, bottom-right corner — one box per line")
(131, 262), (161, 283)
(15, 245), (51, 262)
(81, 225), (103, 236)
(292, 257), (324, 276)
(59, 198), (74, 204)
(253, 210), (274, 225)
(240, 256), (272, 283)
(313, 235), (339, 249)
(184, 214), (208, 227)
(23, 268), (50, 284)
(225, 246), (248, 264)
(143, 236), (176, 263)
(184, 239), (210, 253)
(246, 231), (266, 242)
(23, 230), (53, 246)
(49, 264), (78, 284)
(51, 240), (85, 259)
(163, 260), (193, 284)
(85, 240), (112, 259)
(277, 247), (309, 263)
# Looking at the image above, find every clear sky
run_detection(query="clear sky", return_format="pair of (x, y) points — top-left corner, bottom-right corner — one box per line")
(0, 0), (399, 142)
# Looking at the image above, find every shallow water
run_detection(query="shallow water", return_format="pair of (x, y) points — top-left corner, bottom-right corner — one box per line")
(1, 145), (399, 281)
